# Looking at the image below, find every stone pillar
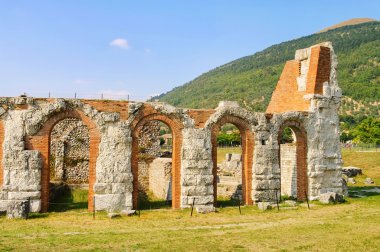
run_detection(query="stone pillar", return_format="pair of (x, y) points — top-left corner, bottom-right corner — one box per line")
(181, 128), (214, 211)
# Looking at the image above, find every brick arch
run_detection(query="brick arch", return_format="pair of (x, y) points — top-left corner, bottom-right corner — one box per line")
(211, 115), (254, 205)
(278, 120), (308, 200)
(131, 113), (183, 209)
(25, 109), (100, 212)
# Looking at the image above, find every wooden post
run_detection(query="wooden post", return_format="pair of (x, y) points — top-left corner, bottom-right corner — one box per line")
(93, 196), (95, 220)
(275, 190), (280, 211)
(305, 190), (310, 209)
(190, 197), (195, 217)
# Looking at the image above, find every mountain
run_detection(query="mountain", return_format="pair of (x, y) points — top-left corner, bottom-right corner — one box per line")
(317, 18), (376, 33)
(156, 20), (380, 118)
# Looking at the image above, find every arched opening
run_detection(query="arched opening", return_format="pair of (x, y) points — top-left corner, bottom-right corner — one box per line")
(136, 120), (172, 209)
(278, 122), (308, 201)
(211, 116), (254, 207)
(131, 114), (182, 210)
(49, 118), (89, 211)
(215, 123), (243, 206)
(25, 109), (100, 212)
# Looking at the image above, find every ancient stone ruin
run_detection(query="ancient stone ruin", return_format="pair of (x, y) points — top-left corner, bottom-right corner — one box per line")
(0, 42), (343, 216)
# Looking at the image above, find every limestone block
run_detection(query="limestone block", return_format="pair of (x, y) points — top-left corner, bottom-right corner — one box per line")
(319, 192), (344, 204)
(95, 194), (125, 212)
(183, 186), (208, 196)
(8, 191), (41, 200)
(187, 195), (214, 205)
(120, 209), (136, 216)
(94, 183), (112, 194)
(0, 200), (9, 211)
(112, 183), (126, 194)
(196, 205), (215, 214)
(196, 175), (213, 186)
(30, 200), (41, 212)
(7, 200), (29, 219)
(257, 202), (272, 210)
(125, 193), (133, 208)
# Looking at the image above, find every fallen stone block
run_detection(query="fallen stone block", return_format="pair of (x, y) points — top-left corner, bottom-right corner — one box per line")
(348, 178), (356, 184)
(257, 202), (272, 210)
(365, 178), (374, 185)
(319, 192), (344, 204)
(7, 200), (29, 219)
(196, 205), (215, 214)
(120, 209), (136, 216)
(342, 166), (362, 177)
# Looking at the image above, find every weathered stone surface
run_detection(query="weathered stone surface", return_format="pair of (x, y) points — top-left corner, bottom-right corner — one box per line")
(196, 205), (215, 214)
(348, 178), (356, 184)
(257, 202), (272, 210)
(342, 166), (362, 177)
(120, 209), (136, 216)
(365, 178), (374, 184)
(319, 192), (344, 204)
(7, 200), (29, 219)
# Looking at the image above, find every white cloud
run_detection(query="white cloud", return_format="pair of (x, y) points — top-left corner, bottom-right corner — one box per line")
(145, 48), (152, 53)
(98, 89), (130, 100)
(110, 38), (129, 49)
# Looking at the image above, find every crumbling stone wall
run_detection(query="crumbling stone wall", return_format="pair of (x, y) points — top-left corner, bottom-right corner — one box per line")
(50, 118), (90, 184)
(138, 121), (161, 157)
(0, 42), (343, 215)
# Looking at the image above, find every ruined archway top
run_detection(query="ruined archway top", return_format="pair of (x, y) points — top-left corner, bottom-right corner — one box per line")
(271, 111), (309, 135)
(204, 101), (264, 130)
(127, 101), (194, 129)
(20, 98), (113, 136)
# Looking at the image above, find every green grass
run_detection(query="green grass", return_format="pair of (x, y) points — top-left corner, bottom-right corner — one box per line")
(49, 188), (88, 212)
(217, 147), (241, 163)
(1, 195), (379, 251)
(342, 149), (380, 185)
(0, 150), (379, 251)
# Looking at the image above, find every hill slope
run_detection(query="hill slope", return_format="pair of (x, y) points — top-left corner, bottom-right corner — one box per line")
(156, 21), (380, 117)
(317, 18), (376, 33)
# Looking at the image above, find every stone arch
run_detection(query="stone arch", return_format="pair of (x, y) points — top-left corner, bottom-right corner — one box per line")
(25, 109), (100, 212)
(277, 120), (308, 200)
(131, 112), (183, 209)
(210, 115), (254, 205)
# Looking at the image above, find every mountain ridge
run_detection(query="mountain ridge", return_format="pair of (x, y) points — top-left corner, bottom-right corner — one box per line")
(156, 21), (380, 118)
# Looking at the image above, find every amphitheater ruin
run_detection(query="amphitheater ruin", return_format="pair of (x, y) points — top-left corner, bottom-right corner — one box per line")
(0, 42), (344, 216)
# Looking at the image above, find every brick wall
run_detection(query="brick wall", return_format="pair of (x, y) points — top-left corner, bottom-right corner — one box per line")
(278, 121), (308, 200)
(131, 104), (183, 209)
(211, 115), (254, 205)
(25, 109), (100, 212)
(266, 45), (331, 114)
(188, 109), (215, 128)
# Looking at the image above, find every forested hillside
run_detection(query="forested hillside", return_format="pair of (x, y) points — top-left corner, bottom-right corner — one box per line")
(156, 21), (380, 118)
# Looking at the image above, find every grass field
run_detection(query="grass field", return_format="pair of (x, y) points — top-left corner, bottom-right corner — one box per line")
(0, 149), (379, 251)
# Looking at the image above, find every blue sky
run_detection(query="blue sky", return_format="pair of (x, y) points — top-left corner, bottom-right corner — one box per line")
(0, 0), (379, 100)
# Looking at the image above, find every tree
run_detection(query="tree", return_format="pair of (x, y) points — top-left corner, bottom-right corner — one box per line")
(352, 117), (380, 144)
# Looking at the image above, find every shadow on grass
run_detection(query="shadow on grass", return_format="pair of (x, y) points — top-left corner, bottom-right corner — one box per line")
(138, 191), (172, 210)
(49, 189), (88, 212)
(348, 186), (380, 198)
(216, 198), (241, 208)
(28, 213), (49, 219)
